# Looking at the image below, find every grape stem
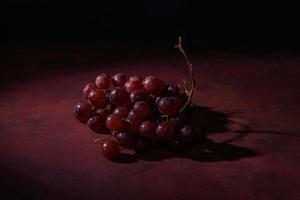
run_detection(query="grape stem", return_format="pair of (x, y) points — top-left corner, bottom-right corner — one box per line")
(175, 37), (196, 112)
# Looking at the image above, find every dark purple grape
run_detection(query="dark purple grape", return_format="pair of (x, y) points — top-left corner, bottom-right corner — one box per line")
(74, 102), (93, 123)
(88, 89), (106, 108)
(178, 125), (197, 145)
(109, 87), (130, 106)
(157, 96), (182, 116)
(87, 116), (105, 132)
(114, 132), (134, 148)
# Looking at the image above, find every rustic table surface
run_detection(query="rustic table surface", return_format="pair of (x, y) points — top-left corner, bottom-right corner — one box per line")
(0, 44), (299, 200)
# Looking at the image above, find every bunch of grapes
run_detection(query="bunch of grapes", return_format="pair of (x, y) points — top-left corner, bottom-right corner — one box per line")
(73, 38), (207, 159)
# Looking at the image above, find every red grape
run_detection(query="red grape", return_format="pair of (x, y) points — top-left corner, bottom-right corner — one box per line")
(156, 121), (174, 140)
(73, 102), (93, 123)
(132, 101), (151, 119)
(83, 83), (98, 99)
(130, 90), (152, 104)
(142, 76), (161, 95)
(101, 139), (120, 158)
(87, 116), (105, 132)
(109, 87), (130, 106)
(124, 76), (143, 92)
(105, 114), (125, 131)
(139, 121), (156, 139)
(113, 106), (129, 118)
(114, 132), (134, 147)
(94, 108), (110, 119)
(157, 96), (182, 116)
(88, 89), (106, 108)
(125, 114), (142, 134)
(112, 73), (127, 87)
(95, 73), (111, 89)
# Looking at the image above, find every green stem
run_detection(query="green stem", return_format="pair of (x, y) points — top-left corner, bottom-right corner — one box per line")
(175, 37), (196, 112)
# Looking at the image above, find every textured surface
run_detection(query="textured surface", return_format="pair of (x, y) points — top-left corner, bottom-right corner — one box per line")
(0, 45), (299, 200)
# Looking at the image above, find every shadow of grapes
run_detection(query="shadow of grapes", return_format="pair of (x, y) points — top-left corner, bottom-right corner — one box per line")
(111, 105), (259, 164)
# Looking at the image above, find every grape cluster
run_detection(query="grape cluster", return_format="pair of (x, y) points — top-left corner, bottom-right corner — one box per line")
(73, 73), (207, 159)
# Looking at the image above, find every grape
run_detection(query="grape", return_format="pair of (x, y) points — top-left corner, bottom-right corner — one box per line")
(113, 106), (129, 118)
(95, 73), (111, 89)
(132, 101), (151, 119)
(156, 121), (174, 140)
(105, 114), (125, 131)
(157, 96), (182, 116)
(139, 121), (156, 139)
(114, 132), (134, 147)
(87, 116), (105, 132)
(83, 83), (98, 99)
(101, 139), (120, 158)
(125, 113), (142, 134)
(130, 90), (152, 104)
(109, 87), (130, 106)
(124, 76), (143, 92)
(142, 76), (161, 96)
(88, 89), (106, 108)
(178, 125), (196, 145)
(94, 108), (110, 119)
(112, 73), (127, 87)
(74, 102), (93, 123)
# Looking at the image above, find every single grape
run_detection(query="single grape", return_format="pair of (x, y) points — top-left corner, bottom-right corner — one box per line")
(109, 87), (130, 106)
(114, 132), (134, 147)
(139, 121), (156, 139)
(132, 101), (151, 119)
(178, 125), (196, 145)
(157, 96), (182, 116)
(124, 77), (143, 93)
(113, 106), (129, 118)
(87, 116), (105, 132)
(112, 73), (127, 87)
(101, 139), (120, 158)
(105, 114), (125, 131)
(95, 73), (111, 89)
(94, 108), (110, 119)
(156, 121), (174, 140)
(125, 113), (142, 134)
(142, 76), (161, 96)
(168, 138), (185, 153)
(73, 102), (93, 123)
(130, 90), (152, 104)
(88, 89), (106, 108)
(83, 83), (98, 99)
